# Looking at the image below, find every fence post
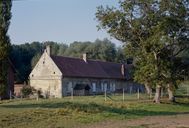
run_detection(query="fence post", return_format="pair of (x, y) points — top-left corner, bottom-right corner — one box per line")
(150, 88), (152, 99)
(9, 90), (12, 100)
(105, 87), (107, 101)
(123, 88), (125, 101)
(21, 91), (23, 101)
(71, 87), (73, 100)
(137, 88), (140, 100)
(36, 93), (39, 101)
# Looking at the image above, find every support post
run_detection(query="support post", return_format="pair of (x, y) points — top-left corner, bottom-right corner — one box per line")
(9, 90), (12, 100)
(71, 87), (73, 100)
(130, 86), (133, 94)
(150, 88), (152, 99)
(105, 87), (107, 101)
(36, 93), (39, 101)
(21, 91), (23, 101)
(137, 88), (140, 100)
(123, 88), (125, 101)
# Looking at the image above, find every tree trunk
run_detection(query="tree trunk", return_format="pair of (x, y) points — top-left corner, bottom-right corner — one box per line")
(144, 83), (151, 95)
(154, 85), (161, 103)
(167, 84), (175, 102)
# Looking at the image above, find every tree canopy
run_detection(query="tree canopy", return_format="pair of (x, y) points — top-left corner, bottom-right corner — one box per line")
(0, 0), (12, 99)
(0, 1), (11, 60)
(96, 0), (189, 103)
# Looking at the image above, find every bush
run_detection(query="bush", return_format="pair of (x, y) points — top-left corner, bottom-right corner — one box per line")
(21, 86), (33, 98)
(36, 89), (43, 98)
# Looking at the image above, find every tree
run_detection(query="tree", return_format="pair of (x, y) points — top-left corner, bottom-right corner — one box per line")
(10, 42), (42, 82)
(31, 53), (41, 68)
(115, 47), (126, 63)
(86, 39), (117, 62)
(57, 44), (68, 56)
(0, 1), (11, 59)
(64, 41), (92, 57)
(96, 0), (189, 103)
(0, 0), (12, 99)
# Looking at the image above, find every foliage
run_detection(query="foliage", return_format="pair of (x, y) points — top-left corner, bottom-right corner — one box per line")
(0, 0), (12, 98)
(0, 0), (12, 60)
(175, 81), (189, 95)
(63, 39), (118, 62)
(0, 60), (8, 98)
(31, 53), (41, 68)
(96, 0), (189, 102)
(21, 86), (33, 98)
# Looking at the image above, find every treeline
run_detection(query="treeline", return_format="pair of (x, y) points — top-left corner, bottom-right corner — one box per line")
(10, 39), (126, 82)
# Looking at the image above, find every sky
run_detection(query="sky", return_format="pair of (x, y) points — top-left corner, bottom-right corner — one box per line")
(8, 0), (121, 45)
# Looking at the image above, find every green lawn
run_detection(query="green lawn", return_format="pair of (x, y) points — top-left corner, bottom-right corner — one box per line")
(0, 95), (189, 128)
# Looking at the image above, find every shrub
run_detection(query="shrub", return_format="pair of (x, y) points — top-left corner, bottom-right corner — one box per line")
(21, 86), (33, 98)
(36, 89), (43, 98)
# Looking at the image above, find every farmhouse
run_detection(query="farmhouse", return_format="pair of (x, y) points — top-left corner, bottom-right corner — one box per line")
(29, 46), (143, 98)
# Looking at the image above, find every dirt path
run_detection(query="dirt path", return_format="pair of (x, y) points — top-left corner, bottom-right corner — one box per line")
(83, 114), (189, 128)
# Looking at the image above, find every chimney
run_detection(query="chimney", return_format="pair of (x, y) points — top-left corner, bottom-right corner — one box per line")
(46, 45), (51, 55)
(83, 53), (87, 63)
(121, 64), (125, 76)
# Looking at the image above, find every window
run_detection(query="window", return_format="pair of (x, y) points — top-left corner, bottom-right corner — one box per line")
(101, 83), (104, 91)
(113, 83), (116, 91)
(104, 83), (107, 91)
(107, 84), (110, 91)
(110, 83), (116, 92)
(92, 82), (96, 92)
(66, 82), (72, 92)
(110, 83), (113, 91)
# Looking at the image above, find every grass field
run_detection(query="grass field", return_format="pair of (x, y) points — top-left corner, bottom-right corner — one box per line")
(0, 95), (189, 128)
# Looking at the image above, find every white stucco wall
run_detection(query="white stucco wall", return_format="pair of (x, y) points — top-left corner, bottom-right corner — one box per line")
(29, 51), (63, 98)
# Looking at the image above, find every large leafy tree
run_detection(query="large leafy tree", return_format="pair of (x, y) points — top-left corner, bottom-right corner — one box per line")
(10, 42), (43, 82)
(0, 0), (12, 99)
(96, 0), (189, 103)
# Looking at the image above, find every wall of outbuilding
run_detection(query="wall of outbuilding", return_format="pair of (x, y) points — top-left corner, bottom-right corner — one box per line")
(30, 77), (62, 98)
(62, 77), (144, 96)
(30, 52), (63, 98)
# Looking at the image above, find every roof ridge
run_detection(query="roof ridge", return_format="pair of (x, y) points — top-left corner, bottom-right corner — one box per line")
(51, 55), (124, 65)
(51, 55), (130, 79)
(51, 55), (82, 60)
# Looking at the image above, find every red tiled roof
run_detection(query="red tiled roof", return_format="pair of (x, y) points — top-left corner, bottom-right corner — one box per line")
(51, 55), (132, 80)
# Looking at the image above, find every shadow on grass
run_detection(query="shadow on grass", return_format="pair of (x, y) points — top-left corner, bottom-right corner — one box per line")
(161, 100), (189, 108)
(1, 101), (189, 117)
